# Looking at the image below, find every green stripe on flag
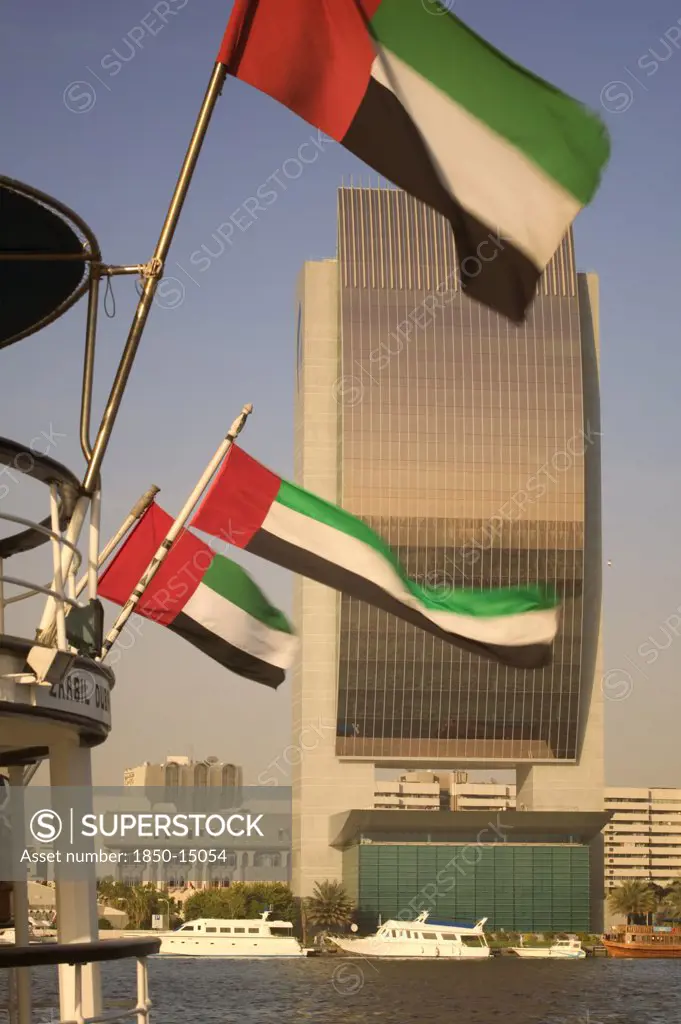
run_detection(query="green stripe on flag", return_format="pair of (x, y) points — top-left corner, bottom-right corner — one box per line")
(274, 480), (557, 617)
(369, 0), (610, 205)
(202, 554), (293, 634)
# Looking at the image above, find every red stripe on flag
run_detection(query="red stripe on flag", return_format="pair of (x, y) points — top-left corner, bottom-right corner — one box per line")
(217, 0), (379, 141)
(192, 445), (281, 549)
(98, 503), (213, 627)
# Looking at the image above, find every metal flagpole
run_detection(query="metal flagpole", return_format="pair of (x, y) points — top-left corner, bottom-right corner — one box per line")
(37, 59), (230, 641)
(99, 403), (252, 661)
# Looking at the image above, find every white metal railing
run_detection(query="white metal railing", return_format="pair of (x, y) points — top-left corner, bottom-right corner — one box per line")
(5, 959), (151, 1024)
(0, 484), (100, 656)
(1, 939), (158, 1024)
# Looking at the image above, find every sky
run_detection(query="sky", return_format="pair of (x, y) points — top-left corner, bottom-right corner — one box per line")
(1, 1), (681, 788)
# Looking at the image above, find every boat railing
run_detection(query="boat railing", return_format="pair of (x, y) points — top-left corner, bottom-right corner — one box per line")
(0, 437), (101, 657)
(610, 924), (681, 935)
(0, 937), (160, 1024)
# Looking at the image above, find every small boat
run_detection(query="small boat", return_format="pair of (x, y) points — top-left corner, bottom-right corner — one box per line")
(331, 910), (490, 959)
(603, 924), (681, 958)
(156, 911), (304, 958)
(0, 918), (56, 944)
(509, 935), (586, 959)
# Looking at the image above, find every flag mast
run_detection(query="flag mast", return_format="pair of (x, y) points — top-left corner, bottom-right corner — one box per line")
(73, 485), (161, 600)
(98, 403), (252, 661)
(38, 0), (260, 638)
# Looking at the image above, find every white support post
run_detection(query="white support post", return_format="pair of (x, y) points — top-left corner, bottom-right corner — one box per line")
(38, 494), (90, 639)
(136, 958), (149, 1024)
(0, 555), (5, 634)
(88, 487), (102, 602)
(8, 767), (31, 1024)
(48, 484), (68, 651)
(49, 740), (102, 1023)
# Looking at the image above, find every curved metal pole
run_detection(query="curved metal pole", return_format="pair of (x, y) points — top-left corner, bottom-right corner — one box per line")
(80, 273), (101, 461)
(83, 61), (228, 496)
(38, 62), (228, 639)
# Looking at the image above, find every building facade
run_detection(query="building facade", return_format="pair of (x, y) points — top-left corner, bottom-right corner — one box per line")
(335, 810), (606, 935)
(374, 779), (681, 897)
(604, 787), (681, 891)
(293, 185), (602, 900)
(116, 757), (286, 889)
(123, 755), (242, 791)
(373, 771), (516, 811)
(374, 771), (442, 811)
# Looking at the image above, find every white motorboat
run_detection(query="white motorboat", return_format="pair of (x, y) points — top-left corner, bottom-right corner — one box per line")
(156, 911), (304, 957)
(509, 936), (586, 959)
(331, 910), (490, 959)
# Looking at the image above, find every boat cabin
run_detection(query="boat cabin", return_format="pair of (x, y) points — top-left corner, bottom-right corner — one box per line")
(174, 911), (294, 938)
(375, 912), (488, 948)
(610, 924), (681, 947)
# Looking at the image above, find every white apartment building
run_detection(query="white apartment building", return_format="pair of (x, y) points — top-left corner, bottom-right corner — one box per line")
(374, 771), (442, 810)
(373, 772), (517, 812)
(451, 780), (516, 812)
(604, 787), (681, 890)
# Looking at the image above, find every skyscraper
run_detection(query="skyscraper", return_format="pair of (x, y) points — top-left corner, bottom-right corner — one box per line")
(292, 186), (602, 897)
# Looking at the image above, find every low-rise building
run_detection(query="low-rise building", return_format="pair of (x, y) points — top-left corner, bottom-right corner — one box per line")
(604, 787), (681, 890)
(374, 772), (442, 810)
(124, 755), (242, 790)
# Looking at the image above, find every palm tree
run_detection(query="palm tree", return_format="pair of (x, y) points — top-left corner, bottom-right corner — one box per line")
(304, 880), (354, 932)
(608, 881), (658, 924)
(662, 881), (681, 922)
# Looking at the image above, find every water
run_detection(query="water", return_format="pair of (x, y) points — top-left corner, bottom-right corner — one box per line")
(1, 957), (678, 1024)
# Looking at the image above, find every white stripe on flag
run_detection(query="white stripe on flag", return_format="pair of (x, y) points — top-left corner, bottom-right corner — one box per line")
(182, 582), (298, 669)
(371, 52), (581, 269)
(263, 501), (558, 647)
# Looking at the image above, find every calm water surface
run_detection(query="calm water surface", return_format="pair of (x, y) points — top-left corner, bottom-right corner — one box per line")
(1, 957), (679, 1024)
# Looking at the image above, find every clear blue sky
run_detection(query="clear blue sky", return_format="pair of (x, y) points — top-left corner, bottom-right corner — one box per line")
(2, 1), (680, 786)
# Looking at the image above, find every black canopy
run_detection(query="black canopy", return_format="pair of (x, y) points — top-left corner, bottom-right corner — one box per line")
(0, 177), (99, 349)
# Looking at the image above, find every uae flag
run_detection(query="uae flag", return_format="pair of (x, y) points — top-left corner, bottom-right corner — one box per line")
(219, 0), (609, 322)
(98, 503), (296, 689)
(191, 447), (560, 670)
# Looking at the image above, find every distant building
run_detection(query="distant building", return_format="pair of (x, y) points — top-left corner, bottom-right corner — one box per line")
(123, 755), (242, 790)
(374, 772), (442, 811)
(116, 756), (287, 889)
(374, 772), (517, 812)
(604, 787), (681, 891)
(450, 779), (517, 813)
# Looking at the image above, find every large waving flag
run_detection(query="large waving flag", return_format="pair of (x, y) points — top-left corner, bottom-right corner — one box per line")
(219, 0), (609, 322)
(191, 447), (560, 670)
(98, 503), (296, 689)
